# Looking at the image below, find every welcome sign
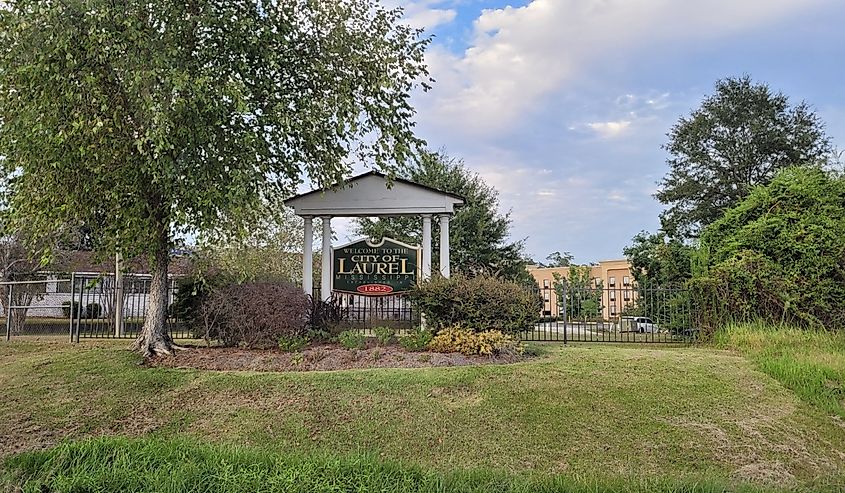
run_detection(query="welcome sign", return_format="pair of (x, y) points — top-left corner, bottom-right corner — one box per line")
(333, 238), (420, 295)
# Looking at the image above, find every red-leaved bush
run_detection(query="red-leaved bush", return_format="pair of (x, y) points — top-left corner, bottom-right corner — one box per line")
(200, 282), (310, 348)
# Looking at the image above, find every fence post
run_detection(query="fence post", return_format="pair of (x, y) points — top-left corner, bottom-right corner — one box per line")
(74, 277), (82, 343)
(68, 273), (76, 343)
(5, 284), (11, 341)
(115, 254), (124, 337)
(561, 285), (567, 345)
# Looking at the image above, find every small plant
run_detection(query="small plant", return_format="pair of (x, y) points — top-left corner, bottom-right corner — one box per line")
(290, 352), (305, 366)
(427, 325), (524, 356)
(417, 354), (432, 363)
(278, 334), (309, 353)
(373, 326), (395, 346)
(306, 328), (332, 343)
(337, 330), (366, 350)
(371, 348), (382, 361)
(399, 328), (433, 352)
(306, 348), (327, 364)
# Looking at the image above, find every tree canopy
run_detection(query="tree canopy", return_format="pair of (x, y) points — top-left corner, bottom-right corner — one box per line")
(694, 167), (845, 329)
(656, 76), (832, 240)
(0, 0), (431, 355)
(354, 150), (531, 284)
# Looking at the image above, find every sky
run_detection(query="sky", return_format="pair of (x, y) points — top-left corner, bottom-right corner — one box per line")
(335, 0), (845, 264)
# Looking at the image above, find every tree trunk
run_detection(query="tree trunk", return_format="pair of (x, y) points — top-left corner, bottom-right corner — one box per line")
(133, 242), (174, 357)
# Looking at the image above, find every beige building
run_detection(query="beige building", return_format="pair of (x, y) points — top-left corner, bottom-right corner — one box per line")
(529, 259), (636, 320)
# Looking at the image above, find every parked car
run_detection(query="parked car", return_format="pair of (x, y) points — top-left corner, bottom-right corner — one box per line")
(633, 316), (659, 333)
(620, 316), (660, 333)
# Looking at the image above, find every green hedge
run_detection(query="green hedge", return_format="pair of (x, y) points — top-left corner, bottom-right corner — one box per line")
(409, 275), (540, 334)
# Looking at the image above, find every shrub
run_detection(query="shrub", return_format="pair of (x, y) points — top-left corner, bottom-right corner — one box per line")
(278, 334), (309, 353)
(308, 296), (347, 334)
(695, 167), (845, 331)
(373, 326), (395, 346)
(84, 303), (102, 319)
(61, 301), (80, 318)
(409, 275), (540, 334)
(427, 325), (523, 356)
(337, 330), (366, 350)
(200, 282), (310, 349)
(398, 328), (433, 352)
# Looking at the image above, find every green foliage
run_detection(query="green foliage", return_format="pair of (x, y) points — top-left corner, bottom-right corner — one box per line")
(337, 330), (366, 350)
(373, 327), (396, 346)
(398, 328), (433, 351)
(278, 335), (309, 353)
(427, 326), (523, 356)
(540, 251), (574, 268)
(624, 232), (693, 287)
(355, 150), (532, 285)
(1, 437), (788, 493)
(0, 0), (431, 352)
(410, 275), (540, 334)
(657, 76), (832, 239)
(695, 167), (845, 330)
(552, 266), (603, 321)
(714, 322), (845, 417)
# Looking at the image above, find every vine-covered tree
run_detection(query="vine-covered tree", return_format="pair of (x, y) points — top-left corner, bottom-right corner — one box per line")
(354, 150), (532, 284)
(656, 76), (832, 239)
(0, 0), (430, 356)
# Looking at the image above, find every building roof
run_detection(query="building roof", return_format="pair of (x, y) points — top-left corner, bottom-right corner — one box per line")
(44, 251), (192, 276)
(284, 171), (466, 217)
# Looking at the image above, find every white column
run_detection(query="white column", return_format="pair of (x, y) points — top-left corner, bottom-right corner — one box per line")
(302, 216), (313, 296)
(321, 216), (332, 301)
(439, 215), (450, 278)
(422, 215), (432, 280)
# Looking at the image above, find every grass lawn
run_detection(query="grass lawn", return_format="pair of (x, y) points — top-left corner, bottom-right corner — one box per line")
(1, 338), (844, 491)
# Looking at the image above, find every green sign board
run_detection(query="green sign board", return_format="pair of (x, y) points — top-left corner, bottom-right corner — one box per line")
(333, 237), (420, 295)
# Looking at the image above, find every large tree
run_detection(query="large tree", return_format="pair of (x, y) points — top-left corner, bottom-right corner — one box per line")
(355, 150), (531, 284)
(0, 0), (430, 356)
(656, 76), (832, 239)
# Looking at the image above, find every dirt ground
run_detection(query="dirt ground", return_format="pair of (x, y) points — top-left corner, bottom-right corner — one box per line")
(146, 343), (528, 372)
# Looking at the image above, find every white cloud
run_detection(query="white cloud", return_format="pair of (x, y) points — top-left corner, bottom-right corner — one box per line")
(391, 1), (457, 30)
(420, 0), (831, 136)
(587, 120), (631, 138)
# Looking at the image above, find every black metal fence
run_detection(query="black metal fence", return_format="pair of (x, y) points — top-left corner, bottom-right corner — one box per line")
(1, 274), (190, 341)
(3, 276), (697, 344)
(528, 284), (697, 343)
(313, 288), (420, 333)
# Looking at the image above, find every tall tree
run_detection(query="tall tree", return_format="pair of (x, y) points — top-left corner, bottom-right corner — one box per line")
(656, 75), (832, 239)
(0, 0), (430, 356)
(355, 150), (531, 284)
(542, 251), (574, 268)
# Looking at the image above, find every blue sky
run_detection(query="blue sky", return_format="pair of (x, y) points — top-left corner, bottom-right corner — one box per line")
(343, 0), (845, 264)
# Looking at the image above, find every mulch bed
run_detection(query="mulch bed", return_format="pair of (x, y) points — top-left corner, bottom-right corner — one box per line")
(146, 343), (528, 372)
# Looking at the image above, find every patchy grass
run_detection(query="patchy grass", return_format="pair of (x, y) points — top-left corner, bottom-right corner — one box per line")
(714, 322), (845, 417)
(2, 436), (788, 493)
(0, 339), (844, 491)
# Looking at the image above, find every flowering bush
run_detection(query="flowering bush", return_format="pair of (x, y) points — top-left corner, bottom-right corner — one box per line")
(427, 325), (523, 356)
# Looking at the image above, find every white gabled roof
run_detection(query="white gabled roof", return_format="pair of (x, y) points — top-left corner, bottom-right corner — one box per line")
(284, 171), (465, 217)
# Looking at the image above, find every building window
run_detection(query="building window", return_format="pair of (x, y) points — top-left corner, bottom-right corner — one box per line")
(609, 276), (616, 286)
(624, 291), (631, 301)
(543, 279), (549, 288)
(610, 305), (617, 315)
(609, 290), (616, 300)
(543, 292), (550, 302)
(623, 276), (631, 286)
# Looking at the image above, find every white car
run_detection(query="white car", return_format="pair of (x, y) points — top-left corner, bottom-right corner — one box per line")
(632, 316), (659, 333)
